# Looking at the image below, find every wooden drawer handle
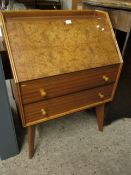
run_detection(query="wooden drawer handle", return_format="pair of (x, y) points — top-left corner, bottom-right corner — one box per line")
(98, 92), (104, 99)
(41, 108), (47, 116)
(102, 75), (109, 82)
(40, 88), (46, 97)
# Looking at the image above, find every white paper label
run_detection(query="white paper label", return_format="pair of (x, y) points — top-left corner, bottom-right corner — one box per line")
(0, 27), (2, 37)
(65, 20), (72, 25)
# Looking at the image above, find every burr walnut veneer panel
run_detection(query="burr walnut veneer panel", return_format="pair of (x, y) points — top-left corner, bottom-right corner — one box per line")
(2, 10), (122, 82)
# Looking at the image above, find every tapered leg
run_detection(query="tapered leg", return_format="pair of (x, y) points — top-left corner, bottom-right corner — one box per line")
(28, 125), (35, 159)
(96, 104), (105, 131)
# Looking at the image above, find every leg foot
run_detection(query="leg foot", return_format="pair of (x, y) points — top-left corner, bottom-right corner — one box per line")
(96, 104), (104, 131)
(28, 125), (35, 159)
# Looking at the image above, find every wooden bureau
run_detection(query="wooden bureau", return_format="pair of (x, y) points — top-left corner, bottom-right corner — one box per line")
(1, 10), (123, 158)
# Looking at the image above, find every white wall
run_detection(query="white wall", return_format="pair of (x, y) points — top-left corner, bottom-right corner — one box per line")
(61, 0), (72, 10)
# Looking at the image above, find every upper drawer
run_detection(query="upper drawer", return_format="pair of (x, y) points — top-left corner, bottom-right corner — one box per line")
(20, 64), (119, 104)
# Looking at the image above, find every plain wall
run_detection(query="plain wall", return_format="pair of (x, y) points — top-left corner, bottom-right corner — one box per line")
(61, 0), (72, 9)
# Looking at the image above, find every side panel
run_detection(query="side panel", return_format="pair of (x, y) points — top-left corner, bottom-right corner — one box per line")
(0, 56), (19, 160)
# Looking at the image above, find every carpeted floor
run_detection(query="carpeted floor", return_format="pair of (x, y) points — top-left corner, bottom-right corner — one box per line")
(0, 109), (131, 175)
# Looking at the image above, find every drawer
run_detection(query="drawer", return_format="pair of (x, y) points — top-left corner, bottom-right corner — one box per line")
(20, 64), (119, 104)
(24, 84), (114, 124)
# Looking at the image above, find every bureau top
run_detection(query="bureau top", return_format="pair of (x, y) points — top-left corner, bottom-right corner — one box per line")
(1, 10), (122, 83)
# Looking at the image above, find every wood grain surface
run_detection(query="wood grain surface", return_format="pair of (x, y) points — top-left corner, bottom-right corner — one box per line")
(20, 64), (119, 104)
(28, 125), (35, 159)
(83, 0), (131, 10)
(96, 104), (105, 131)
(24, 84), (113, 124)
(1, 10), (122, 82)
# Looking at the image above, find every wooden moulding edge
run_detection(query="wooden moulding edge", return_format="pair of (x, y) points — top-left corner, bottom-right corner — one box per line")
(0, 12), (19, 83)
(105, 13), (123, 100)
(1, 9), (110, 18)
(105, 12), (123, 64)
(111, 63), (123, 99)
(16, 83), (26, 126)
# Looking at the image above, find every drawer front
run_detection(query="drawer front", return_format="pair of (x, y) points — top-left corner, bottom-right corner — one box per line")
(24, 84), (114, 124)
(21, 65), (119, 104)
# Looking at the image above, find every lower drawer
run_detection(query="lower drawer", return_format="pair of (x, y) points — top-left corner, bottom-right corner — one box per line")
(24, 84), (114, 124)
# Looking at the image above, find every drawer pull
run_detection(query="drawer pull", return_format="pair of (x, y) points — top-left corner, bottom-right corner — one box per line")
(98, 92), (104, 99)
(40, 88), (46, 97)
(41, 109), (47, 116)
(102, 75), (109, 82)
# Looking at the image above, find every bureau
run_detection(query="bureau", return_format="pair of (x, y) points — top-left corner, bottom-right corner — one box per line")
(1, 10), (123, 158)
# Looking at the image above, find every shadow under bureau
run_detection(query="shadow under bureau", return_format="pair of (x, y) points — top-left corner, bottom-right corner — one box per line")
(1, 10), (123, 158)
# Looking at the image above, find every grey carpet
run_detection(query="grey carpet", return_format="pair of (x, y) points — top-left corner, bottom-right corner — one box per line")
(0, 110), (131, 175)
